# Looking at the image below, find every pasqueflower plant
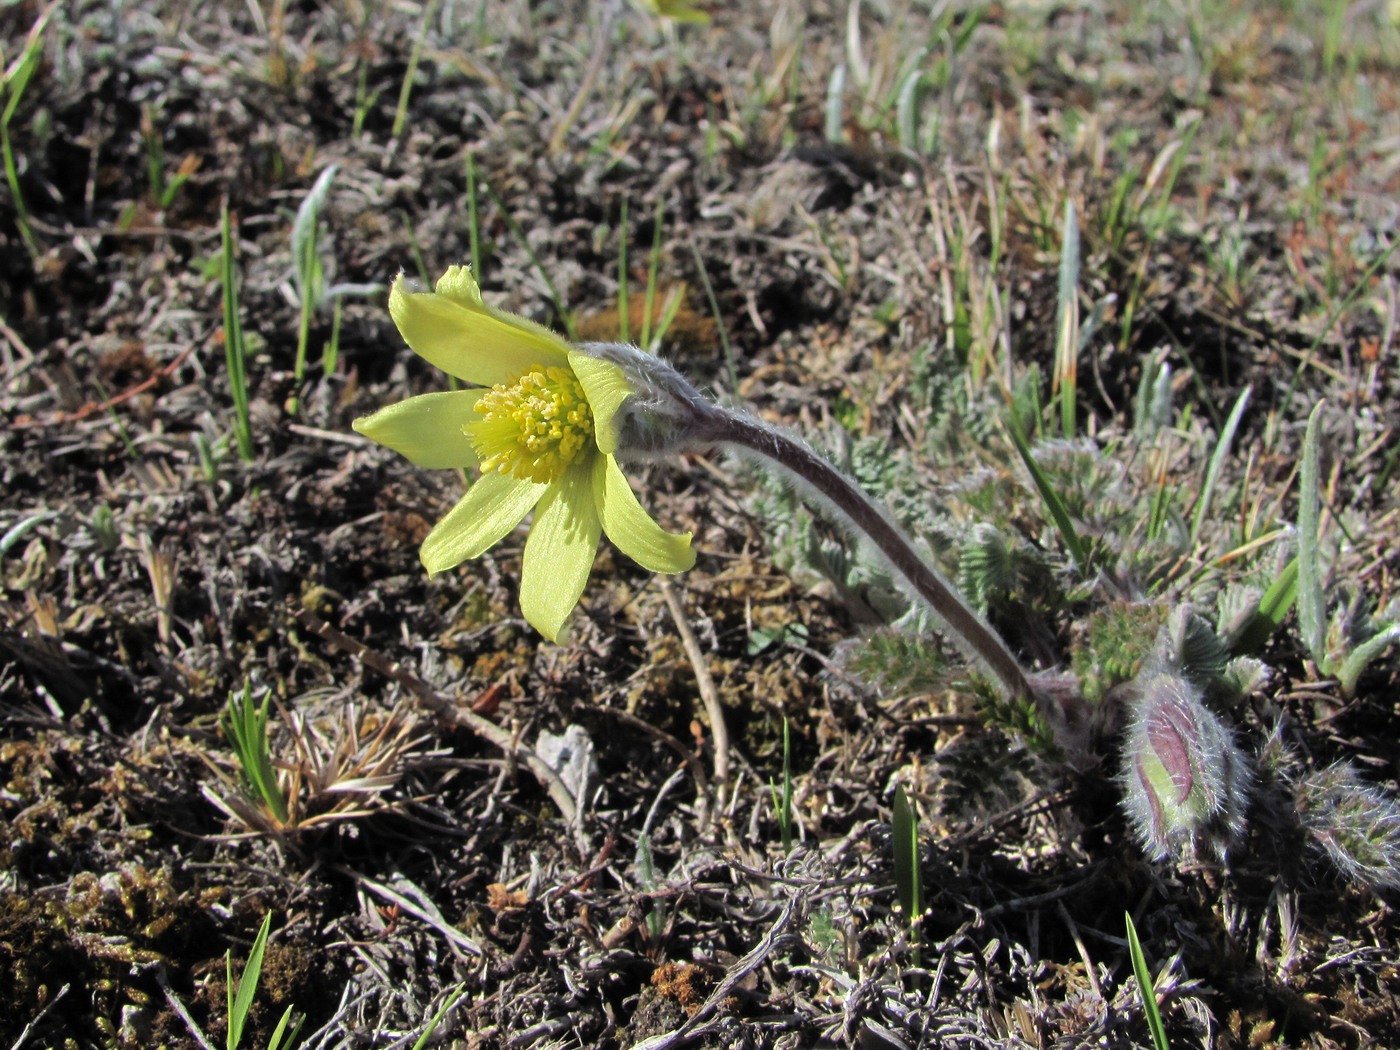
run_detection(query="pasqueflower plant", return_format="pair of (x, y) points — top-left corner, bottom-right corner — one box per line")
(356, 265), (1036, 709)
(354, 264), (1400, 891)
(354, 267), (695, 640)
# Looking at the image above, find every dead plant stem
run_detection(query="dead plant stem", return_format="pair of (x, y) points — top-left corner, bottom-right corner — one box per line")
(661, 577), (730, 826)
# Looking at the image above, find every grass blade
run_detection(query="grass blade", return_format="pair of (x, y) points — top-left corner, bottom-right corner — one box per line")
(220, 204), (255, 462)
(0, 511), (57, 561)
(1006, 418), (1089, 574)
(227, 912), (274, 1050)
(824, 63), (846, 143)
(410, 985), (466, 1050)
(892, 785), (923, 970)
(1231, 555), (1298, 655)
(264, 1003), (303, 1050)
(392, 0), (440, 139)
(641, 197), (666, 351)
(1, 23), (44, 258)
(687, 239), (738, 393)
(1125, 912), (1170, 1050)
(1190, 387), (1250, 546)
(617, 196), (631, 344)
(768, 716), (794, 852)
(221, 682), (288, 824)
(289, 165), (337, 415)
(1297, 401), (1327, 666)
(1054, 200), (1080, 437)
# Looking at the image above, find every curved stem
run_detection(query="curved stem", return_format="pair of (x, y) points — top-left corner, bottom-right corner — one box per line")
(695, 408), (1036, 703)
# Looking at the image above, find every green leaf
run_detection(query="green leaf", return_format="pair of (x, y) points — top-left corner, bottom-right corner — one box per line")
(1338, 621), (1400, 697)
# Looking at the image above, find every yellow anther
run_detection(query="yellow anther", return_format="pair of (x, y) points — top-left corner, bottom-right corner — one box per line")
(466, 366), (594, 483)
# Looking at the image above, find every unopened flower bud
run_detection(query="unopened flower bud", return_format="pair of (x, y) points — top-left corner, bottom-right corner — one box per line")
(571, 342), (718, 460)
(1121, 671), (1251, 862)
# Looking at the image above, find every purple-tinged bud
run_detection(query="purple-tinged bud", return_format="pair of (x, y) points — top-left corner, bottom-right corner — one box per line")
(1121, 671), (1251, 862)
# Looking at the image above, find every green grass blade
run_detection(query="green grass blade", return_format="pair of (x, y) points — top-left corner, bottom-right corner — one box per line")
(1146, 466), (1173, 544)
(265, 1003), (303, 1050)
(1054, 200), (1080, 437)
(895, 63), (923, 152)
(770, 716), (793, 852)
(322, 297), (343, 375)
(1006, 418), (1089, 574)
(1231, 556), (1298, 655)
(892, 785), (923, 974)
(1190, 387), (1250, 546)
(824, 63), (846, 143)
(410, 985), (466, 1050)
(1297, 401), (1327, 666)
(1, 29), (43, 258)
(687, 239), (738, 393)
(220, 205), (255, 462)
(892, 786), (921, 925)
(221, 682), (288, 824)
(483, 180), (574, 340)
(0, 511), (57, 561)
(227, 912), (274, 1050)
(291, 165), (337, 306)
(464, 149), (482, 278)
(1125, 912), (1170, 1050)
(641, 197), (666, 351)
(393, 0), (440, 139)
(289, 165), (336, 414)
(617, 196), (631, 344)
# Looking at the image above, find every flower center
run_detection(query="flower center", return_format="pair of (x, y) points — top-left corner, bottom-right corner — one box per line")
(467, 366), (594, 484)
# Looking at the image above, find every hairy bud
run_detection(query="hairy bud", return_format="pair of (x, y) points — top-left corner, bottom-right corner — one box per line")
(1121, 670), (1251, 862)
(571, 342), (718, 459)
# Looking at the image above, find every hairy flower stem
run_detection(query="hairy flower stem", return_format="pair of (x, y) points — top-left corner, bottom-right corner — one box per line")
(692, 408), (1036, 703)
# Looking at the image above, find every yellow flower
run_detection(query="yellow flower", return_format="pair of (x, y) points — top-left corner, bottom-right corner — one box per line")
(632, 0), (711, 25)
(354, 267), (695, 641)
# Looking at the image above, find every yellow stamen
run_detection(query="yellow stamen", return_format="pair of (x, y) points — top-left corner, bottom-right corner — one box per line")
(466, 366), (594, 484)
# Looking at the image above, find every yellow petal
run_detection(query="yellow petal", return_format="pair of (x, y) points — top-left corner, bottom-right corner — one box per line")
(353, 390), (485, 469)
(594, 455), (695, 573)
(568, 350), (632, 454)
(633, 0), (711, 22)
(389, 270), (570, 386)
(520, 462), (602, 641)
(432, 265), (487, 307)
(420, 471), (546, 574)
